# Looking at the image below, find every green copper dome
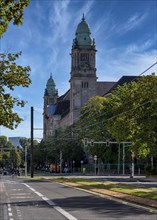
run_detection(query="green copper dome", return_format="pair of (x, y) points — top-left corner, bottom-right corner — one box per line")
(46, 74), (58, 95)
(73, 14), (94, 46)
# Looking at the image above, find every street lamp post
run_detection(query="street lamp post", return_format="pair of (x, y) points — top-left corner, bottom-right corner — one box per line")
(130, 152), (136, 178)
(25, 145), (27, 178)
(60, 150), (62, 174)
(72, 160), (75, 173)
(123, 143), (125, 175)
(118, 143), (120, 175)
(94, 155), (97, 175)
(80, 160), (83, 173)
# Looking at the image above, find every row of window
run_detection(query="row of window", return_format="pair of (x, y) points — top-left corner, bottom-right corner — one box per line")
(82, 81), (89, 88)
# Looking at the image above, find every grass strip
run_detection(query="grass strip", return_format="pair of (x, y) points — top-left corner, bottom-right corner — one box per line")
(55, 177), (157, 200)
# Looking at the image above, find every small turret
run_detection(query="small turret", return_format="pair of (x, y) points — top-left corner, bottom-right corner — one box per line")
(46, 73), (58, 96)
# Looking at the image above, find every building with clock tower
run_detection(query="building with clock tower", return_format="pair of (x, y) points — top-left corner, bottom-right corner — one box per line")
(43, 15), (116, 138)
(70, 14), (97, 124)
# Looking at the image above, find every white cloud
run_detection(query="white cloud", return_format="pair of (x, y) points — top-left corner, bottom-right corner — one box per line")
(48, 0), (71, 43)
(97, 47), (157, 82)
(116, 12), (147, 34)
(125, 39), (153, 54)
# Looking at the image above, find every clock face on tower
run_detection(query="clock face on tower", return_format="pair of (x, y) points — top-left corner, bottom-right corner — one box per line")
(80, 53), (90, 68)
(81, 53), (88, 61)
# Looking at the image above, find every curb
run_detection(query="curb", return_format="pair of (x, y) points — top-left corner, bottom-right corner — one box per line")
(58, 182), (157, 214)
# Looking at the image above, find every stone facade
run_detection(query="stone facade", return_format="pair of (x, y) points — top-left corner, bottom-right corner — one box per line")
(43, 16), (115, 139)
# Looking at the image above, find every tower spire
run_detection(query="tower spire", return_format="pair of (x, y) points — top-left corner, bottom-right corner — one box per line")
(82, 13), (85, 21)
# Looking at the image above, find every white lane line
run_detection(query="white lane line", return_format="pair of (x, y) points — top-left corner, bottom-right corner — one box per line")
(11, 193), (31, 195)
(11, 196), (32, 199)
(15, 206), (23, 220)
(11, 189), (23, 191)
(23, 183), (78, 220)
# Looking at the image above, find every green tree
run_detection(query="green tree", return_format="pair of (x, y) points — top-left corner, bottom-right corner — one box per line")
(0, 52), (31, 129)
(77, 96), (113, 162)
(12, 148), (21, 168)
(0, 135), (7, 147)
(78, 96), (109, 140)
(106, 74), (157, 158)
(0, 0), (30, 37)
(0, 0), (31, 129)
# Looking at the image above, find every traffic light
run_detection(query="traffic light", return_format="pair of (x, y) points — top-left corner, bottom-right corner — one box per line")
(106, 141), (110, 147)
(91, 140), (94, 146)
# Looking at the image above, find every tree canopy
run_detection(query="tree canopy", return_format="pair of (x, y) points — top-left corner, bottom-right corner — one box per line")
(0, 0), (30, 37)
(0, 0), (31, 129)
(0, 52), (31, 129)
(105, 74), (157, 158)
(77, 75), (157, 159)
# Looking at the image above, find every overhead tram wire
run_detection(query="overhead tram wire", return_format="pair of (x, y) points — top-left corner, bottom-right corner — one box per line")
(49, 97), (157, 143)
(70, 98), (156, 133)
(49, 65), (157, 142)
(42, 98), (156, 145)
(73, 61), (157, 124)
(55, 62), (157, 140)
(42, 62), (157, 142)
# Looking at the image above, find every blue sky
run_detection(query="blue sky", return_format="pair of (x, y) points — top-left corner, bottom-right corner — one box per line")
(1, 0), (157, 139)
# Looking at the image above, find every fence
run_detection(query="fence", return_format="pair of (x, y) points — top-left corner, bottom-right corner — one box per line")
(81, 163), (147, 175)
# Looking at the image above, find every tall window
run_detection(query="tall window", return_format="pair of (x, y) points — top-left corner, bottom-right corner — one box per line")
(82, 81), (88, 88)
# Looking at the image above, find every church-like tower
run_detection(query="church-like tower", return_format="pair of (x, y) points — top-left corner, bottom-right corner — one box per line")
(70, 15), (97, 124)
(43, 74), (58, 139)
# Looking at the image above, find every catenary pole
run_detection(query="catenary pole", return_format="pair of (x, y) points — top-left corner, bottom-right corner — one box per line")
(30, 106), (34, 178)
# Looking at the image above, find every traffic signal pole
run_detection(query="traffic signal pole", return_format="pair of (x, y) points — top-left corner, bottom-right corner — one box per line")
(30, 106), (34, 178)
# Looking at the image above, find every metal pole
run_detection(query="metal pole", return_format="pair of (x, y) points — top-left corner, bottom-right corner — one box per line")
(60, 150), (62, 174)
(123, 142), (125, 175)
(118, 143), (120, 175)
(25, 145), (27, 178)
(95, 160), (97, 175)
(131, 161), (134, 178)
(30, 106), (34, 178)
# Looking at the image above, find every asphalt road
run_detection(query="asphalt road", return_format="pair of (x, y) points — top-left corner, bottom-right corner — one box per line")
(0, 175), (157, 220)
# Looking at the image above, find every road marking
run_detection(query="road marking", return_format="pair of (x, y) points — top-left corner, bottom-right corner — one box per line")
(23, 183), (78, 220)
(11, 189), (23, 191)
(15, 206), (23, 220)
(11, 193), (31, 195)
(7, 203), (14, 220)
(11, 196), (32, 199)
